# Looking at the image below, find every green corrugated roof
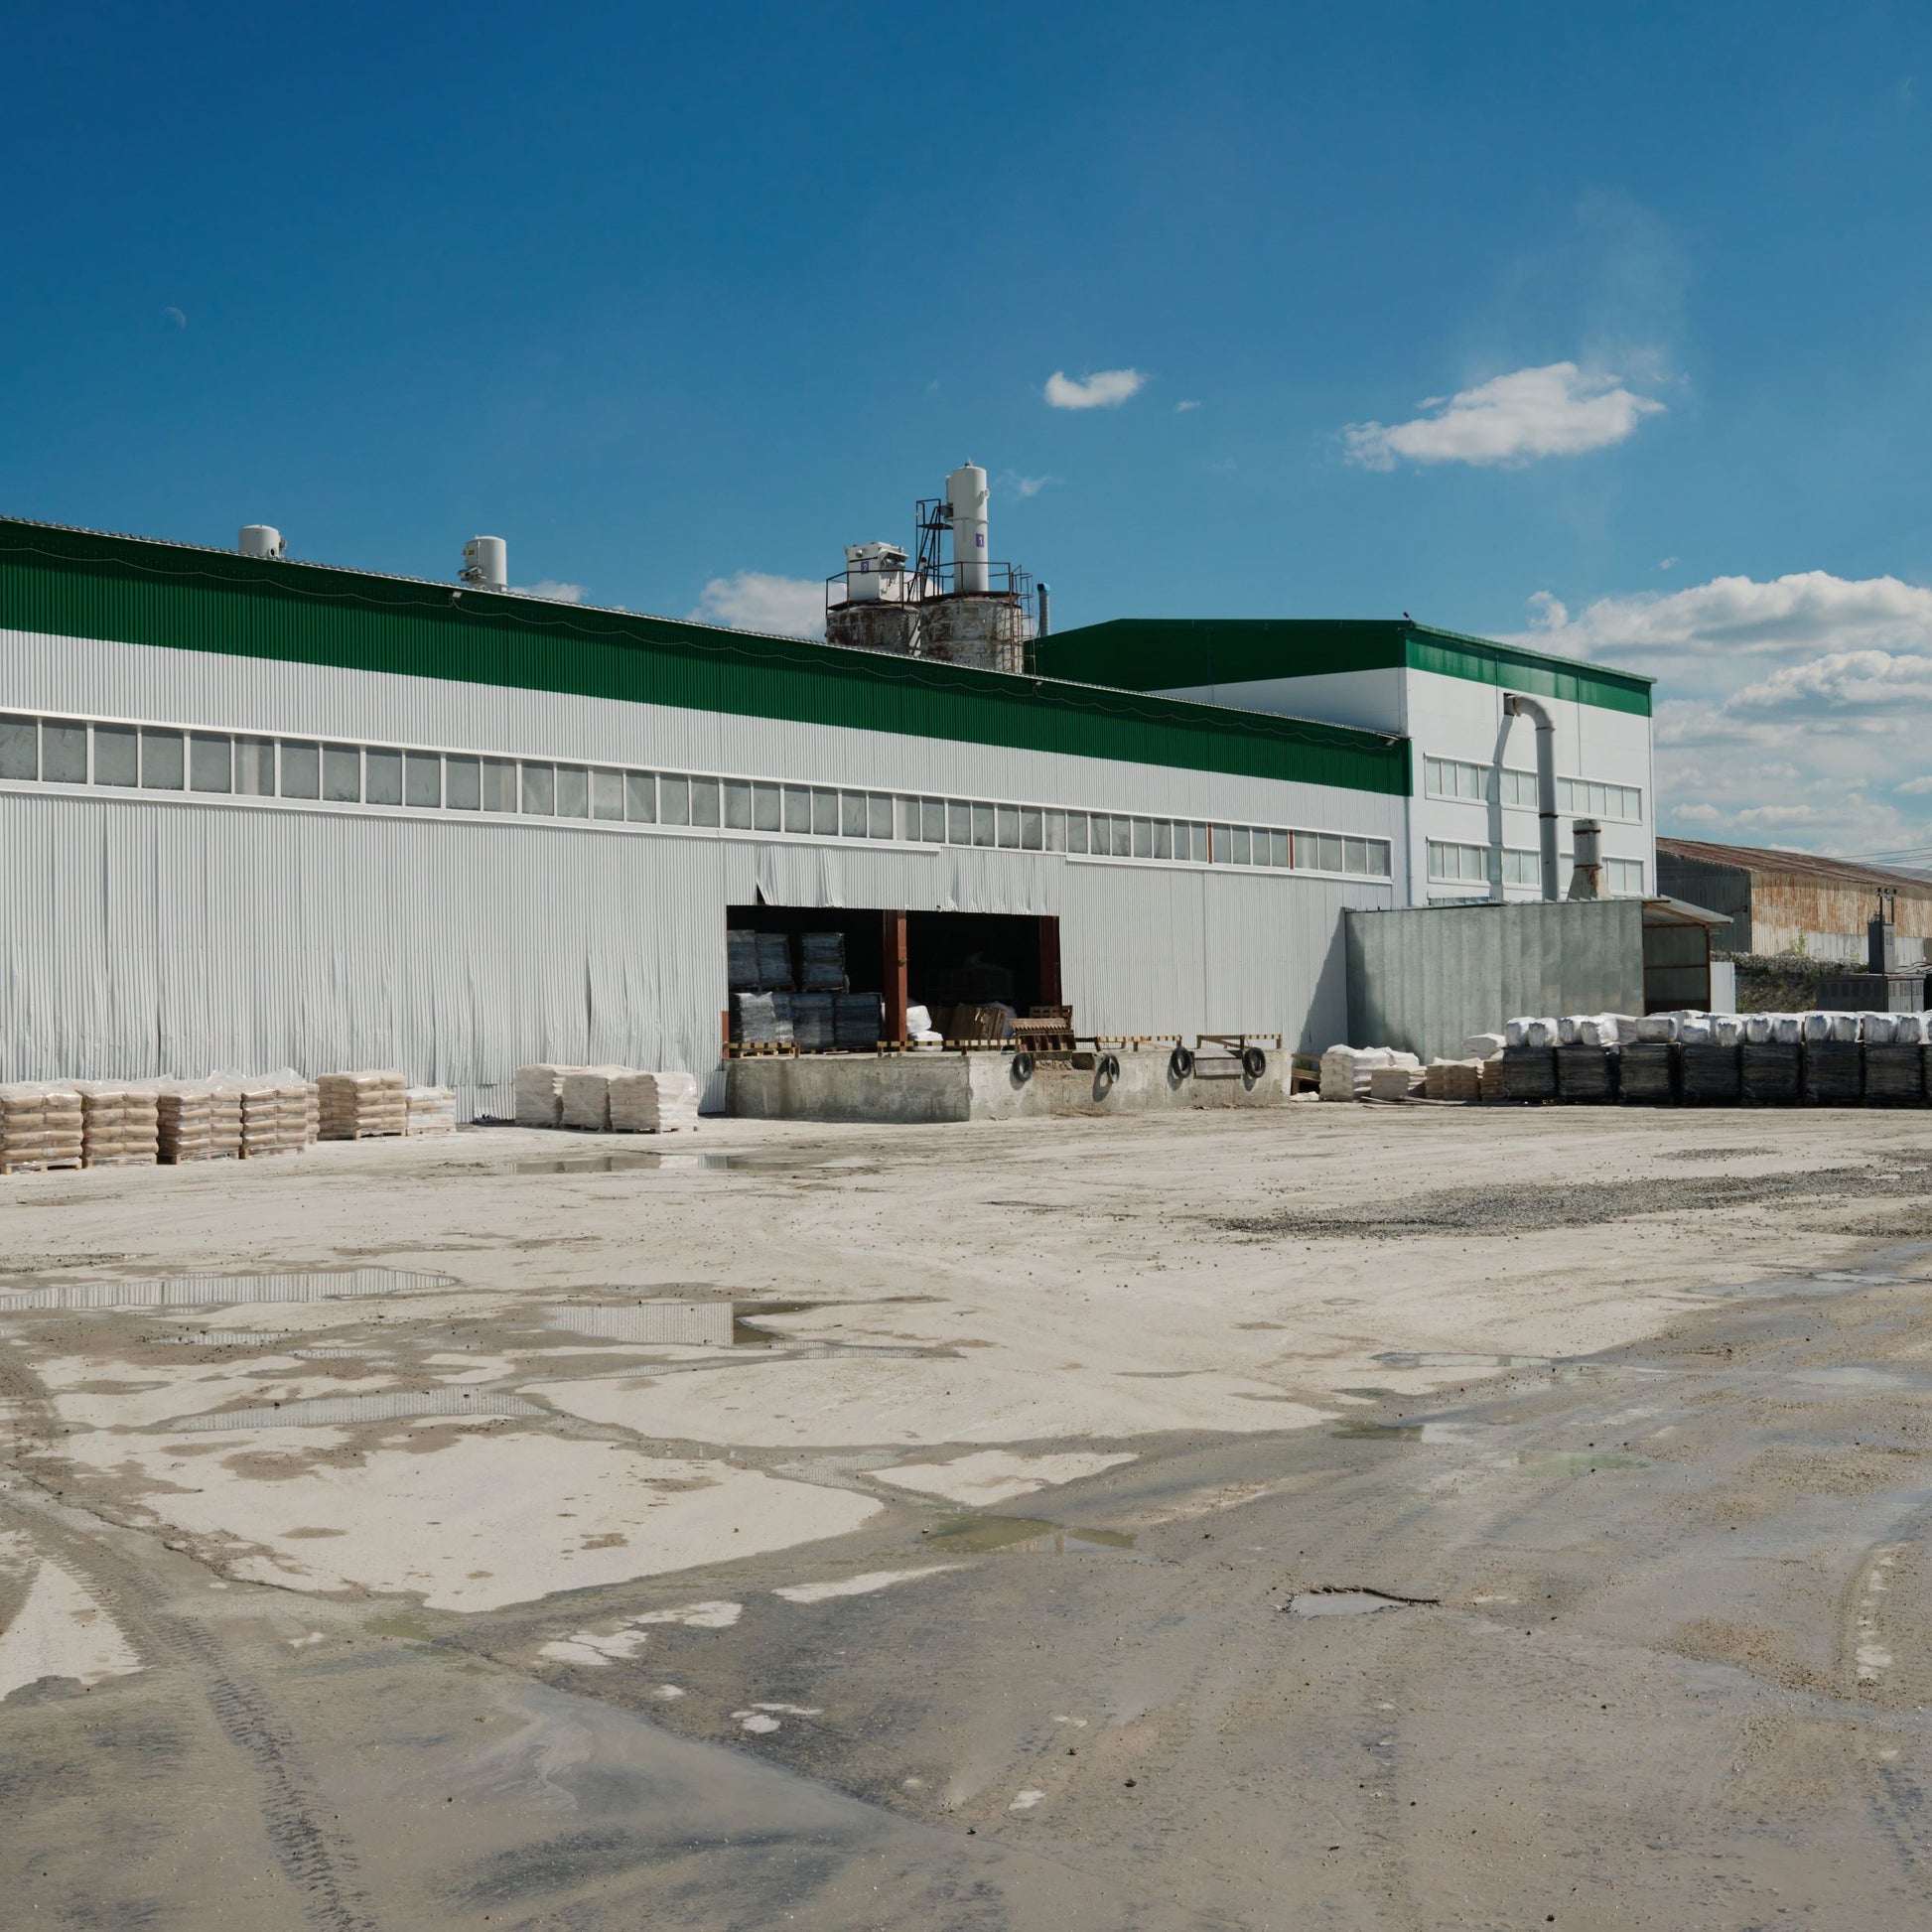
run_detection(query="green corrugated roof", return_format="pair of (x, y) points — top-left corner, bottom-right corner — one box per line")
(1035, 618), (1653, 717)
(0, 517), (1411, 796)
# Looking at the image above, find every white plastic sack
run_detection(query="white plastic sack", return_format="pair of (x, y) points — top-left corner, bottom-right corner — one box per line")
(1864, 1013), (1899, 1044)
(1678, 1015), (1715, 1045)
(1462, 1033), (1505, 1060)
(1711, 1015), (1745, 1045)
(1635, 1014), (1678, 1042)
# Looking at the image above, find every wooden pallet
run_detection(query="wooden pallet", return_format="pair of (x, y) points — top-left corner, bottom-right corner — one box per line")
(725, 1040), (799, 1059)
(0, 1157), (83, 1174)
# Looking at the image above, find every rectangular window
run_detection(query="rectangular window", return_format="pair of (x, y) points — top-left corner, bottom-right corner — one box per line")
(1021, 806), (1042, 851)
(190, 732), (232, 793)
(754, 783), (782, 832)
(446, 757), (482, 810)
(554, 764), (588, 817)
(897, 796), (920, 840)
(141, 729), (185, 790)
(626, 771), (657, 822)
(95, 725), (138, 787)
(277, 740), (319, 798)
(1132, 816), (1152, 859)
(1231, 825), (1251, 865)
(1208, 824), (1228, 863)
(723, 778), (753, 829)
(783, 784), (809, 833)
(322, 744), (360, 802)
(363, 748), (402, 806)
(592, 767), (625, 820)
(520, 762), (555, 815)
(997, 804), (1020, 848)
(234, 736), (274, 795)
(1343, 838), (1369, 875)
(1086, 813), (1108, 854)
(689, 777), (720, 826)
(922, 797), (946, 843)
(404, 752), (441, 809)
(43, 721), (87, 783)
(841, 790), (867, 838)
(1606, 857), (1644, 896)
(1110, 817), (1131, 858)
(1270, 828), (1290, 867)
(868, 793), (893, 840)
(948, 799), (972, 845)
(0, 715), (35, 781)
(811, 787), (838, 835)
(483, 758), (517, 812)
(1189, 822), (1210, 863)
(973, 802), (996, 847)
(1065, 812), (1089, 854)
(1152, 819), (1171, 860)
(659, 774), (690, 825)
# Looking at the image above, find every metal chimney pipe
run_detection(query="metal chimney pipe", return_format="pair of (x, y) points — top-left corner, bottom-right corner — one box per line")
(1036, 582), (1051, 636)
(1504, 693), (1560, 901)
(1568, 817), (1602, 900)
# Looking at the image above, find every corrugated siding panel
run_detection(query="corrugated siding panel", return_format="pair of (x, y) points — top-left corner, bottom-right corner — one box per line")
(2, 792), (1392, 1112)
(0, 521), (1408, 796)
(1344, 900), (1645, 1060)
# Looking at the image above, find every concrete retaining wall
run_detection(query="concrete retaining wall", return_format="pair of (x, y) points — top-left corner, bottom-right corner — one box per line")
(725, 1048), (1287, 1123)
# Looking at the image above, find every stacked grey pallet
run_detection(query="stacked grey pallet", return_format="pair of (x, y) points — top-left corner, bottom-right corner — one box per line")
(834, 992), (884, 1050)
(1862, 1014), (1926, 1105)
(1801, 1013), (1863, 1106)
(798, 932), (849, 992)
(790, 992), (836, 1051)
(727, 929), (794, 994)
(731, 993), (794, 1045)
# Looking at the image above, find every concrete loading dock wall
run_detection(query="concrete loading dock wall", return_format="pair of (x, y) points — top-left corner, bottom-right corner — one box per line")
(726, 1046), (1286, 1122)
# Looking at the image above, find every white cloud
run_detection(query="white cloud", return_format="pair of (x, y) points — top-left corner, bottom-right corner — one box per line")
(1343, 361), (1664, 470)
(1044, 368), (1146, 410)
(690, 571), (825, 640)
(999, 471), (1059, 499)
(517, 579), (585, 603)
(1659, 556), (1679, 572)
(1507, 569), (1932, 855)
(1175, 399), (1200, 413)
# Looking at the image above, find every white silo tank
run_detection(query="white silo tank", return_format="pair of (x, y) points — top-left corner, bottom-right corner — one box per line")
(946, 462), (989, 594)
(461, 535), (508, 591)
(237, 525), (285, 559)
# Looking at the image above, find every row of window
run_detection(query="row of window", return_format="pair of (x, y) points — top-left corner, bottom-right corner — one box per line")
(0, 713), (1396, 879)
(1427, 839), (1645, 896)
(1423, 756), (1643, 825)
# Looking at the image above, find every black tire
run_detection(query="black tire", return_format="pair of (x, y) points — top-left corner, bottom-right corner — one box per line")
(1012, 1050), (1035, 1082)
(1241, 1045), (1268, 1079)
(1169, 1045), (1195, 1079)
(1098, 1052), (1121, 1082)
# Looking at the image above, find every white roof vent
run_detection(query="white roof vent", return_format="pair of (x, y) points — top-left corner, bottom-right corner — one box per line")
(460, 535), (507, 592)
(237, 525), (285, 560)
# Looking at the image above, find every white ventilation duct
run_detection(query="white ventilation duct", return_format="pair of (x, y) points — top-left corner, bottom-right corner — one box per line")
(1503, 693), (1560, 902)
(460, 535), (507, 592)
(237, 525), (285, 560)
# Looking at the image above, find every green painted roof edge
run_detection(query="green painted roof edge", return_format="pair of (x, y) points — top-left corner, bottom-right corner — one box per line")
(1035, 618), (1654, 718)
(0, 518), (1411, 797)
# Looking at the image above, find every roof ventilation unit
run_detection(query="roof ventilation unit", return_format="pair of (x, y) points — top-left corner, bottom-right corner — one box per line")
(460, 535), (507, 592)
(237, 525), (285, 560)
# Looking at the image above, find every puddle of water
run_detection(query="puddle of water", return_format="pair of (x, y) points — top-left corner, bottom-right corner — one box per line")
(1331, 1420), (1486, 1443)
(1374, 1351), (1550, 1370)
(543, 1301), (810, 1347)
(918, 1514), (1136, 1556)
(166, 1389), (543, 1432)
(0, 1269), (456, 1313)
(513, 1152), (827, 1176)
(1288, 1587), (1437, 1618)
(1517, 1450), (1643, 1475)
(1789, 1365), (1926, 1393)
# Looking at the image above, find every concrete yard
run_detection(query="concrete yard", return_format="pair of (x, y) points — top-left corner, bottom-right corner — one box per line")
(4, 1102), (1932, 1927)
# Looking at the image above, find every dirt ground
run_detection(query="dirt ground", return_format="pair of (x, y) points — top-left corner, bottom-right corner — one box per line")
(4, 1099), (1932, 1929)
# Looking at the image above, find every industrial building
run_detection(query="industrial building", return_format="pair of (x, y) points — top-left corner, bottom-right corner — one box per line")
(0, 472), (1657, 1114)
(1657, 837), (1932, 964)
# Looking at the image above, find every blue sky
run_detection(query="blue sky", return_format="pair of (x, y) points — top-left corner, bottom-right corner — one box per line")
(7, 1), (1932, 855)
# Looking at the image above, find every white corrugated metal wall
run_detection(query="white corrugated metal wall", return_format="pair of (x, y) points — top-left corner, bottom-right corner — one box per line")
(0, 630), (1401, 1111)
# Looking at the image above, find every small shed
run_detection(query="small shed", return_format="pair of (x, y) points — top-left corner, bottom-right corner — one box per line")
(1344, 897), (1727, 1062)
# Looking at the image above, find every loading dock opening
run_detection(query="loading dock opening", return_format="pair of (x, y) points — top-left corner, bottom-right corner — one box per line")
(726, 906), (1060, 1043)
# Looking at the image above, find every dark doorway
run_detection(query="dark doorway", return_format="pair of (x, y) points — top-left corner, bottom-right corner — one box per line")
(906, 911), (1054, 1014)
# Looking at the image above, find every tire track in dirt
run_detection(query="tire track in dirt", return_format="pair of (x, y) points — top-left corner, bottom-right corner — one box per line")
(0, 1482), (377, 1932)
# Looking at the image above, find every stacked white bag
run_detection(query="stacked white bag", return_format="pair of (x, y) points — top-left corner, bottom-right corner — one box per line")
(1461, 1033), (1505, 1060)
(155, 1081), (223, 1164)
(560, 1065), (634, 1131)
(1504, 1017), (1560, 1047)
(609, 1070), (701, 1133)
(0, 1082), (84, 1172)
(1318, 1044), (1420, 1100)
(1367, 1062), (1421, 1101)
(75, 1082), (159, 1168)
(242, 1076), (316, 1156)
(515, 1064), (587, 1128)
(318, 1070), (406, 1141)
(406, 1086), (460, 1134)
